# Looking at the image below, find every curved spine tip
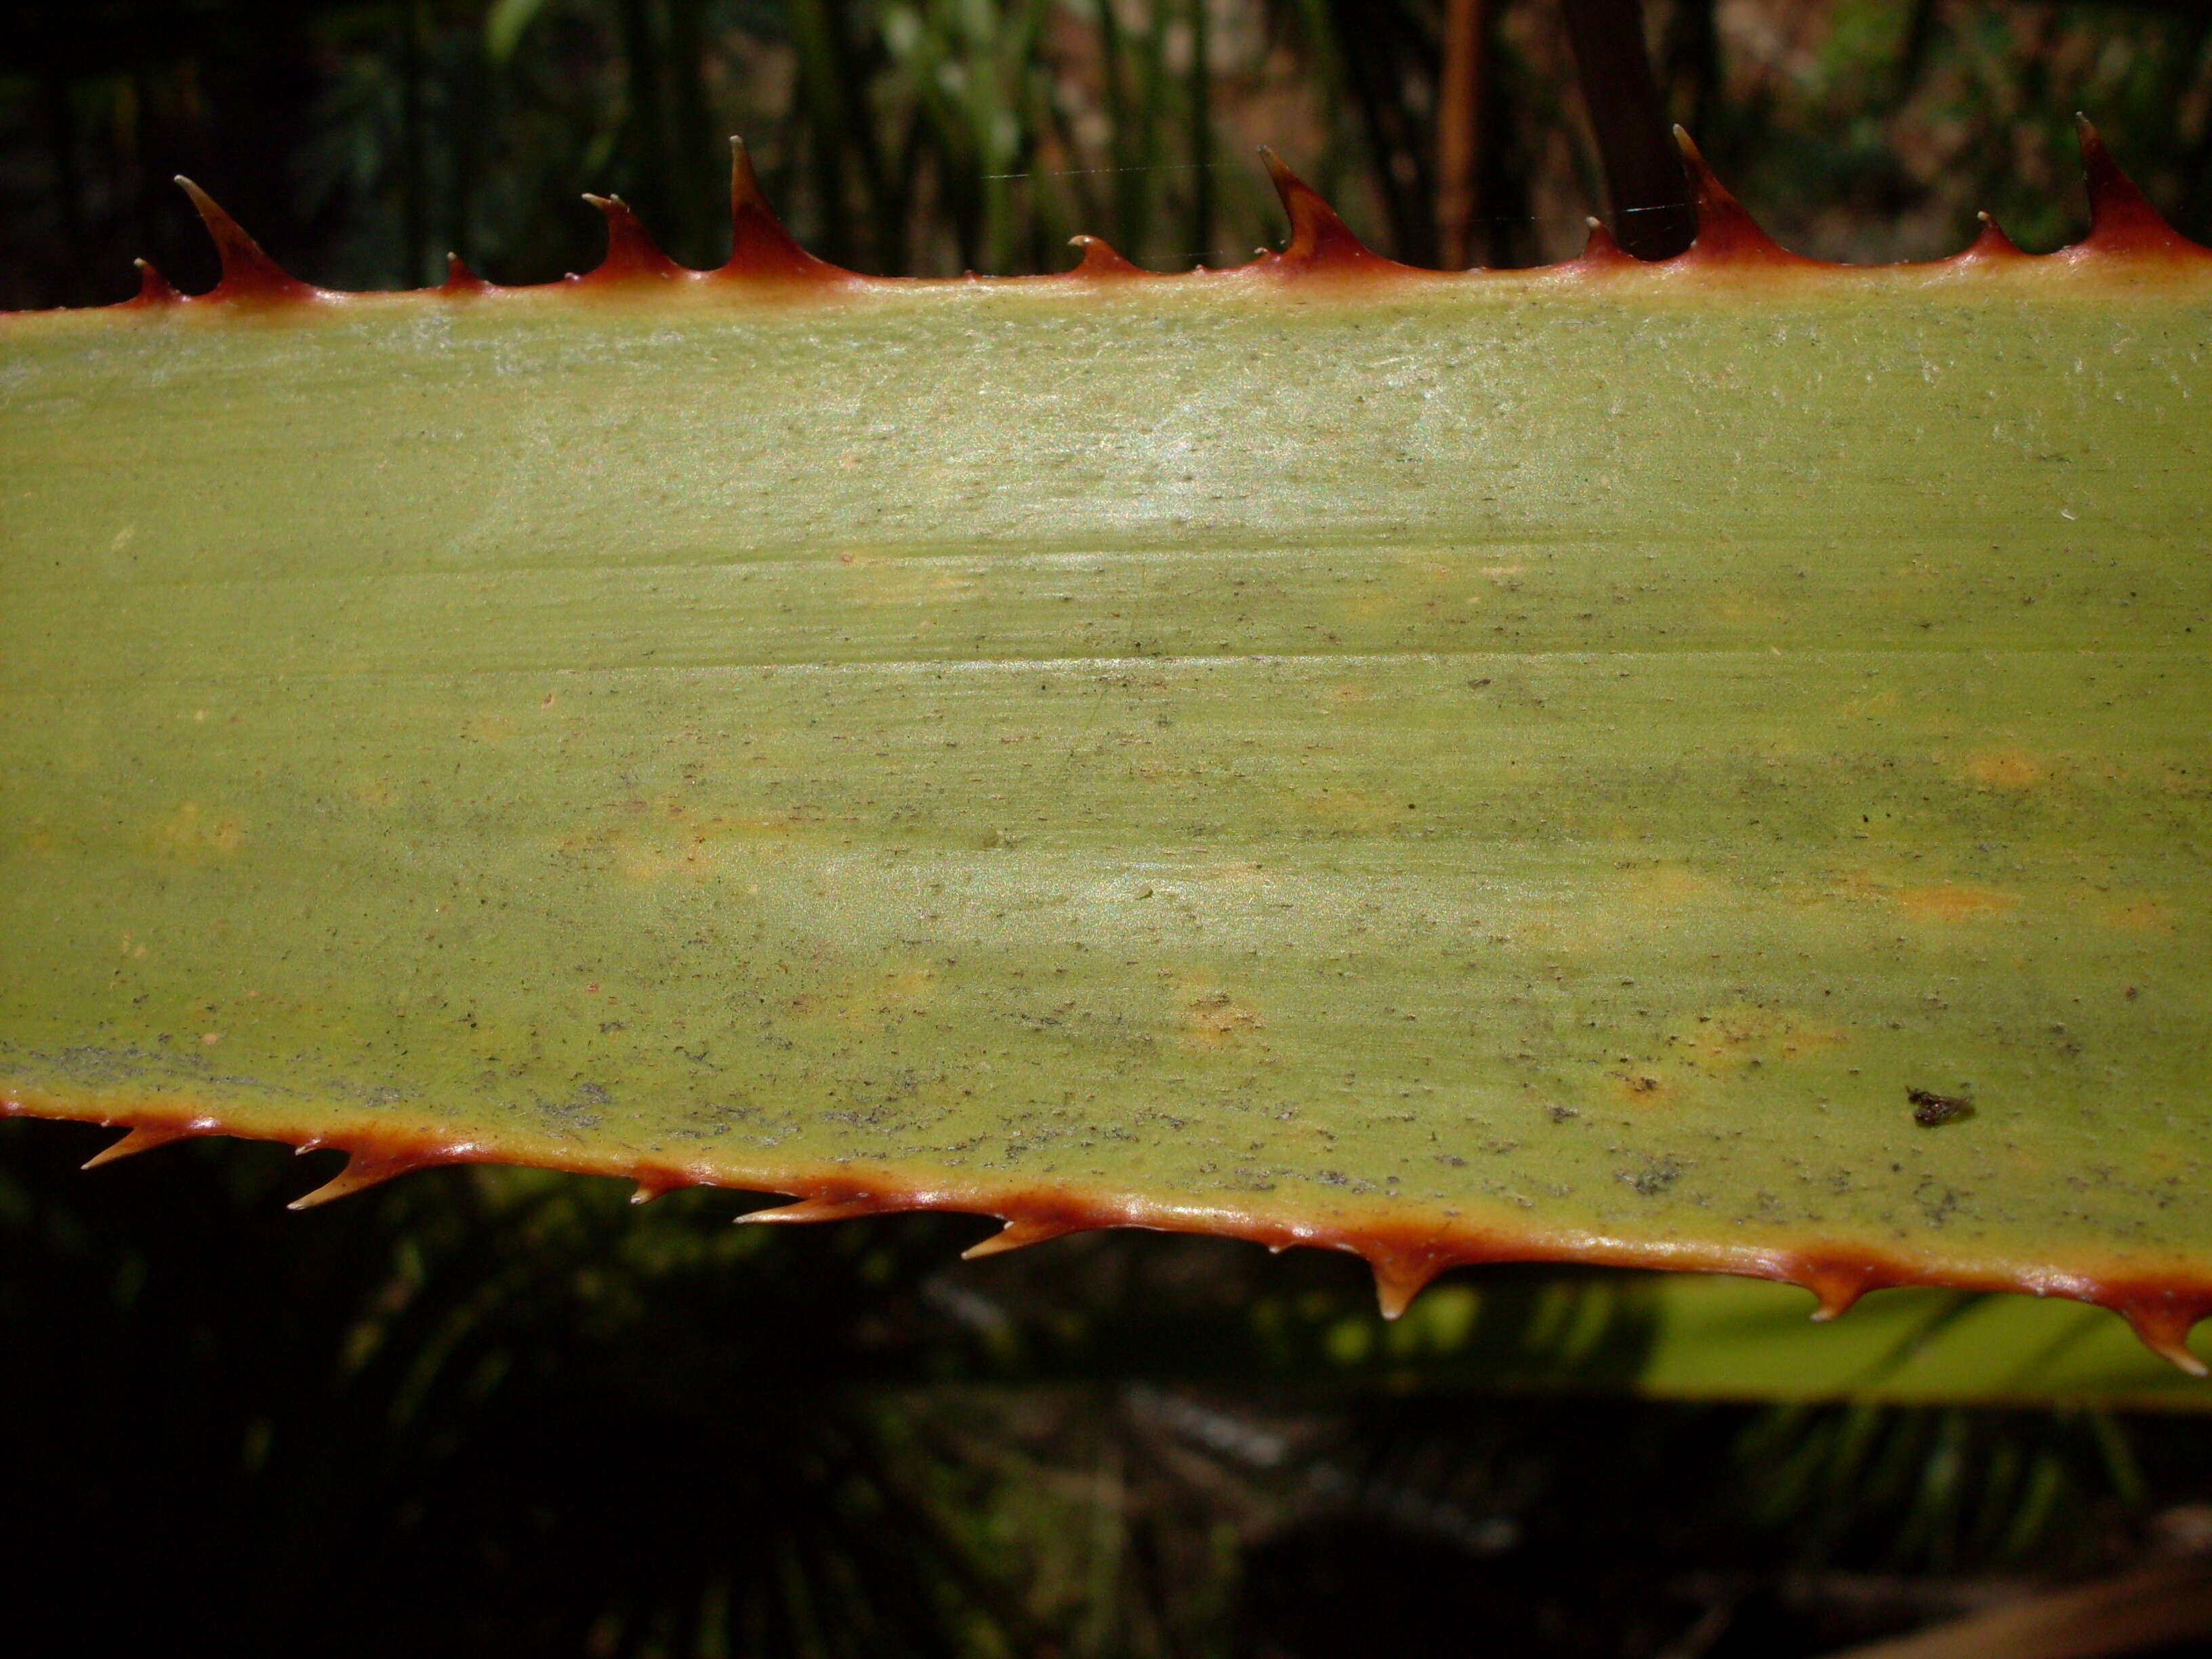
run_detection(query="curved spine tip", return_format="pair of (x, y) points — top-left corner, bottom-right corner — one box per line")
(2118, 1297), (2212, 1377)
(719, 136), (853, 284)
(82, 1123), (192, 1169)
(1256, 145), (1398, 274)
(579, 194), (686, 285)
(1066, 233), (1145, 278)
(961, 1216), (1081, 1260)
(2074, 115), (2207, 260)
(173, 176), (318, 302)
(127, 258), (182, 307)
(629, 1179), (671, 1204)
(1801, 1264), (1875, 1322)
(737, 1193), (893, 1226)
(1669, 128), (1803, 267)
(287, 1149), (431, 1210)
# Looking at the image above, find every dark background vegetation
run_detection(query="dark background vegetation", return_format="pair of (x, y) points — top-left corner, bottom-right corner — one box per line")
(6, 3), (2212, 1654)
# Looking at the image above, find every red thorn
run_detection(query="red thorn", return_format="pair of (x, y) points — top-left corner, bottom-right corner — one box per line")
(174, 177), (319, 302)
(1364, 1244), (1449, 1320)
(82, 1124), (192, 1169)
(717, 138), (853, 284)
(737, 1193), (897, 1226)
(439, 251), (490, 295)
(125, 258), (182, 307)
(1800, 1261), (1879, 1322)
(287, 1148), (434, 1210)
(579, 194), (687, 286)
(1953, 210), (2027, 264)
(962, 1216), (1082, 1260)
(2074, 115), (2209, 262)
(2117, 1294), (2212, 1376)
(1670, 129), (1809, 268)
(1570, 216), (1634, 271)
(1066, 234), (1145, 279)
(1256, 147), (1407, 276)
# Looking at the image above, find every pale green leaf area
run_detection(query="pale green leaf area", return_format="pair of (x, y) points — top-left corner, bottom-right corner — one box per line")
(1598, 1278), (2212, 1407)
(3, 271), (2210, 1371)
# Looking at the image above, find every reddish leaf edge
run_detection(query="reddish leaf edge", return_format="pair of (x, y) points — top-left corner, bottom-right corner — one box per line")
(7, 1087), (2208, 1376)
(14, 117), (2211, 320)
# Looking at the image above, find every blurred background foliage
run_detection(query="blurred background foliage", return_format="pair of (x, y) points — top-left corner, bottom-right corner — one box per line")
(8, 2), (2212, 1652)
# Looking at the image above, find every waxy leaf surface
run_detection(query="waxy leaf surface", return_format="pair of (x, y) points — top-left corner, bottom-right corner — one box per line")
(5, 150), (2212, 1372)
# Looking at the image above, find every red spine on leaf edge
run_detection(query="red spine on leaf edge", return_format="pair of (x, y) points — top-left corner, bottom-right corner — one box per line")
(123, 259), (183, 307)
(438, 252), (492, 295)
(2074, 115), (2211, 262)
(1065, 234), (1147, 279)
(1254, 148), (1416, 277)
(716, 137), (858, 285)
(1568, 216), (1637, 272)
(287, 1139), (474, 1210)
(1949, 211), (2029, 266)
(1669, 129), (1818, 268)
(2118, 1295), (2212, 1378)
(175, 177), (321, 302)
(39, 124), (2204, 314)
(81, 1123), (196, 1168)
(576, 194), (687, 287)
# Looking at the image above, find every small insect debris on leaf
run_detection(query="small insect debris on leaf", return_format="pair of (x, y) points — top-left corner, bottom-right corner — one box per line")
(1908, 1088), (1976, 1128)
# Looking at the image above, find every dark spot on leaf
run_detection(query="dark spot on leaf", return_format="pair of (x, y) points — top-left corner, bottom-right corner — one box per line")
(1620, 1156), (1685, 1196)
(1908, 1087), (1974, 1127)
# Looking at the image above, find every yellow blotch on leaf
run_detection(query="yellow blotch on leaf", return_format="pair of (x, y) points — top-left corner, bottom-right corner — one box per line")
(786, 967), (938, 1029)
(2101, 898), (2175, 933)
(155, 802), (244, 857)
(1895, 884), (2019, 922)
(1964, 750), (2045, 790)
(1664, 1003), (1849, 1085)
(1181, 989), (1263, 1049)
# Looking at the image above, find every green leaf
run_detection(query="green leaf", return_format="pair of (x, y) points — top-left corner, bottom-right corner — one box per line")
(485, 0), (555, 64)
(5, 141), (2211, 1384)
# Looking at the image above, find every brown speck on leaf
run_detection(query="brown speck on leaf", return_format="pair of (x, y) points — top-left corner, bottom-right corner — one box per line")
(1908, 1087), (1975, 1127)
